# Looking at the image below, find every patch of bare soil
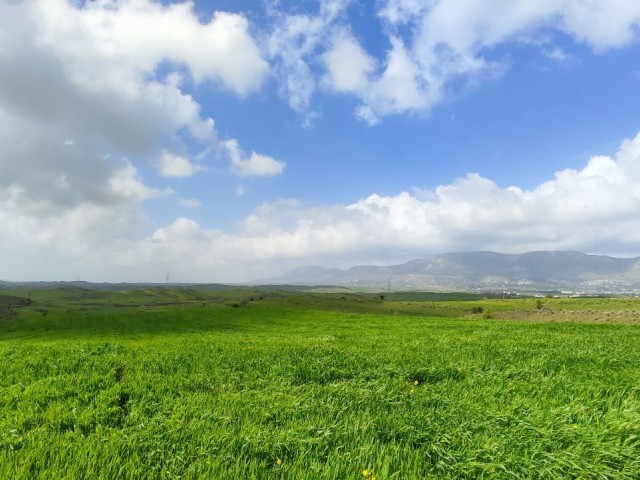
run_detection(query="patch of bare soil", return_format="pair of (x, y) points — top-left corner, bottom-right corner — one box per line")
(491, 308), (640, 324)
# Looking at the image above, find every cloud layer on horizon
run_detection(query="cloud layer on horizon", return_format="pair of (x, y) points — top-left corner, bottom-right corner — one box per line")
(2, 131), (640, 282)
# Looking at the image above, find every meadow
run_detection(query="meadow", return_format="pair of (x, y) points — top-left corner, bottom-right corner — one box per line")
(0, 287), (638, 479)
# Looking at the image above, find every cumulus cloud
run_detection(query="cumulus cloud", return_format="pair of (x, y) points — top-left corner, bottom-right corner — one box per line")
(223, 139), (286, 177)
(323, 31), (376, 93)
(0, 1), (271, 158)
(109, 161), (171, 202)
(355, 36), (434, 124)
(157, 151), (200, 178)
(31, 0), (268, 97)
(3, 0), (247, 158)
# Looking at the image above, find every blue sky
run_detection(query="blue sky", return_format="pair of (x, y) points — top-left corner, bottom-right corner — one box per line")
(1, 0), (640, 282)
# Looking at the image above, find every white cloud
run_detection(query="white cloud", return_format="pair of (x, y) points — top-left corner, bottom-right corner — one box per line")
(180, 197), (201, 208)
(356, 36), (433, 124)
(7, 0), (256, 155)
(223, 139), (286, 177)
(265, 0), (352, 124)
(560, 0), (640, 50)
(108, 161), (171, 202)
(157, 151), (199, 178)
(236, 184), (246, 196)
(31, 0), (268, 97)
(378, 0), (427, 25)
(544, 47), (572, 62)
(241, 152), (286, 177)
(323, 31), (376, 93)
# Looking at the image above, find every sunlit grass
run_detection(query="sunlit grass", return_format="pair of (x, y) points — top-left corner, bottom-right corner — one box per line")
(0, 291), (638, 478)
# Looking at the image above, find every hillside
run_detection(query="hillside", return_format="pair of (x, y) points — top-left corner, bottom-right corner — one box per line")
(268, 251), (640, 293)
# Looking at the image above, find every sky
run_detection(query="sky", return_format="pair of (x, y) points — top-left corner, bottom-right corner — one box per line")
(1, 0), (640, 283)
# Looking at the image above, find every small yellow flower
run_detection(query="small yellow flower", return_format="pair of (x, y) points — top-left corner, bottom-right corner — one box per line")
(413, 380), (419, 386)
(276, 458), (282, 465)
(571, 424), (578, 429)
(372, 476), (377, 480)
(362, 469), (370, 477)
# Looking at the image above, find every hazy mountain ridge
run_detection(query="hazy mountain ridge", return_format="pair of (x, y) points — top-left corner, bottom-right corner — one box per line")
(269, 251), (640, 293)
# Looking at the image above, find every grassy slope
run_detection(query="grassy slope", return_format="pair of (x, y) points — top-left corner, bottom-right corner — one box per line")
(0, 290), (639, 479)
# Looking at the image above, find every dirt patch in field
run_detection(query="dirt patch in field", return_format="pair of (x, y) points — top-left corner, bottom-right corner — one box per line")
(490, 308), (640, 324)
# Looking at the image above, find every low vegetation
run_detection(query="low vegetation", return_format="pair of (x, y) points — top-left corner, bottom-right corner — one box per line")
(0, 287), (638, 478)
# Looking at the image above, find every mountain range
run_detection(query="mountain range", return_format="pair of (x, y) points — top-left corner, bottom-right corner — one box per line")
(266, 251), (640, 293)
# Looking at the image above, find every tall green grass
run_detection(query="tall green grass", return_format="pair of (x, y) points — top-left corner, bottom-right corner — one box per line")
(1, 296), (638, 479)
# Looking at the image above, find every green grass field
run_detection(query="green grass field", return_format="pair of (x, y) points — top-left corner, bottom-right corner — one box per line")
(0, 288), (639, 479)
